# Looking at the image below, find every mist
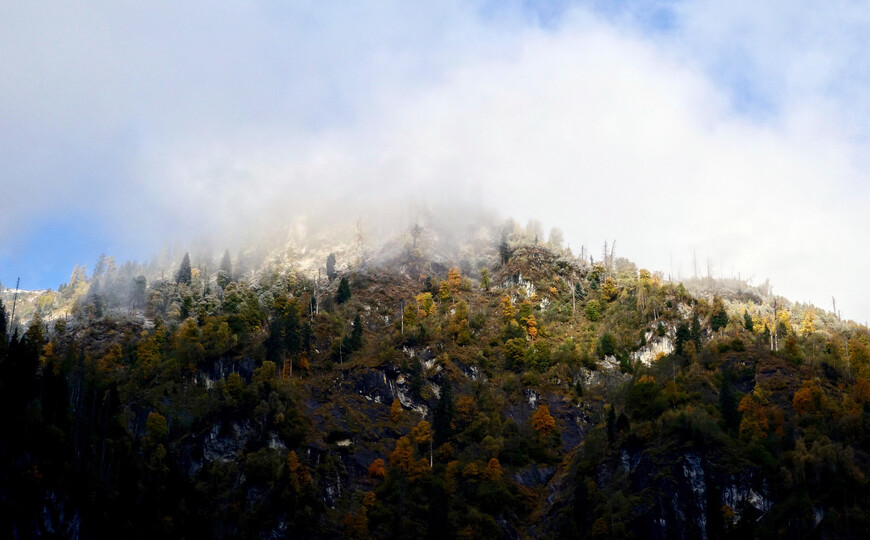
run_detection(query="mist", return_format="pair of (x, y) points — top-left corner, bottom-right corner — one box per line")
(2, 1), (870, 323)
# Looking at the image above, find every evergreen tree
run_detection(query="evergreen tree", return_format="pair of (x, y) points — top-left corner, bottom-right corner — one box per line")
(691, 314), (702, 350)
(349, 314), (363, 351)
(175, 252), (192, 285)
(675, 323), (691, 356)
(710, 297), (728, 332)
(336, 277), (351, 304)
(719, 368), (739, 433)
(498, 234), (510, 265)
(217, 250), (233, 289)
(433, 379), (454, 445)
(409, 359), (423, 399)
(743, 310), (754, 332)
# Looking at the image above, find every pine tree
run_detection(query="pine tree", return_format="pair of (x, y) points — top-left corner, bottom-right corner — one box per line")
(348, 314), (363, 351)
(498, 234), (510, 265)
(176, 252), (192, 285)
(691, 314), (702, 350)
(433, 379), (454, 445)
(743, 310), (754, 332)
(710, 297), (728, 332)
(336, 277), (351, 304)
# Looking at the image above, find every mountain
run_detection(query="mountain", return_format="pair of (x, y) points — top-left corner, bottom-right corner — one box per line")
(1, 217), (869, 539)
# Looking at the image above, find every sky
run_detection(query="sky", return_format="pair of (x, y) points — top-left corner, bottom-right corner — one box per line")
(1, 1), (870, 323)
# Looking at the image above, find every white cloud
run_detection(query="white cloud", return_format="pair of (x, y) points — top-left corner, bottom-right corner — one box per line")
(1, 1), (869, 322)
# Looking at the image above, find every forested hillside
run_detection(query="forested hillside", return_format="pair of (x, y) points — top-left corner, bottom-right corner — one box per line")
(2, 220), (869, 539)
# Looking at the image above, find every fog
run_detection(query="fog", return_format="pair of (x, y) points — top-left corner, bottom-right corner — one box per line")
(1, 1), (869, 323)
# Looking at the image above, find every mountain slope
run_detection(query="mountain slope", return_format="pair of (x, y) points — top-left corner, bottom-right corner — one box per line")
(1, 220), (869, 539)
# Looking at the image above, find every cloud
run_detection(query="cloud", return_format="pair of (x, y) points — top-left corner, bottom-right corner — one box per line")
(1, 1), (869, 322)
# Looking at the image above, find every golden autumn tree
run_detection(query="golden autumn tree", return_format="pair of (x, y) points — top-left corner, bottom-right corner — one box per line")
(390, 399), (402, 423)
(532, 404), (556, 436)
(389, 436), (414, 474)
(411, 419), (431, 445)
(484, 457), (503, 481)
(415, 292), (434, 318)
(526, 313), (538, 340)
(448, 267), (462, 296)
(792, 381), (826, 416)
(601, 277), (619, 302)
(800, 311), (816, 337)
(500, 295), (516, 323)
(438, 280), (451, 303)
(412, 419), (433, 468)
(738, 394), (769, 442)
(367, 458), (386, 479)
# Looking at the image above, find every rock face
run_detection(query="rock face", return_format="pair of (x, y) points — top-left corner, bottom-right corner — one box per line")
(632, 330), (675, 365)
(538, 446), (774, 539)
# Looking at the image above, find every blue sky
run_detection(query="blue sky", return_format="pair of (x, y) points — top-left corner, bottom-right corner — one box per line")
(2, 1), (870, 322)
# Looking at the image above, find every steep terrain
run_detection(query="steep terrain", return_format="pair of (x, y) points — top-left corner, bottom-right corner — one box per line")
(1, 220), (869, 539)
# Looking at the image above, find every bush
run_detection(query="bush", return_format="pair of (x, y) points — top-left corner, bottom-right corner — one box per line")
(585, 300), (601, 322)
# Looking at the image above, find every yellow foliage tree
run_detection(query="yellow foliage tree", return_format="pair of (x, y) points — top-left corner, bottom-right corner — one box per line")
(411, 420), (431, 445)
(500, 295), (516, 323)
(438, 280), (451, 302)
(484, 457), (503, 481)
(415, 292), (434, 318)
(408, 458), (430, 482)
(456, 395), (477, 427)
(532, 404), (556, 436)
(389, 436), (414, 474)
(800, 311), (816, 337)
(448, 267), (462, 295)
(526, 313), (538, 340)
(601, 276), (619, 302)
(390, 399), (402, 423)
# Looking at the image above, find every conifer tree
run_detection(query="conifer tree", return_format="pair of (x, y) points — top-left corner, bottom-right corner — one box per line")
(175, 252), (192, 285)
(336, 277), (351, 304)
(433, 379), (454, 445)
(743, 310), (754, 332)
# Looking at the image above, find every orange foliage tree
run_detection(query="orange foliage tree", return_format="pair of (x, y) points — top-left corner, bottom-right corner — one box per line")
(532, 404), (556, 436)
(367, 458), (386, 480)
